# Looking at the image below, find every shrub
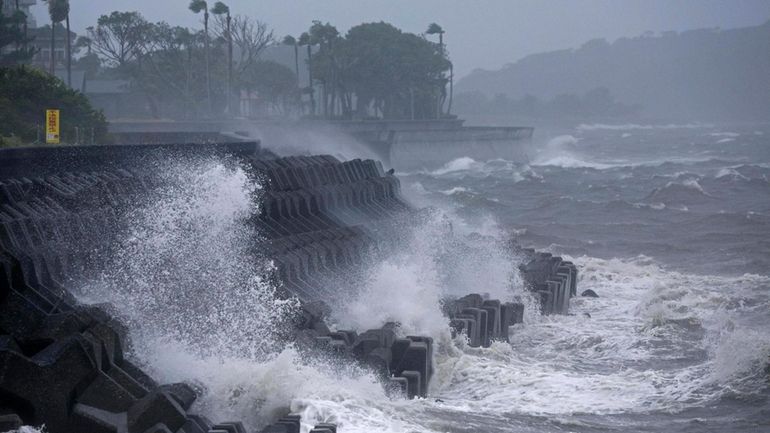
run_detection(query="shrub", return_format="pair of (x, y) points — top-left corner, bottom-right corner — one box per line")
(0, 66), (109, 144)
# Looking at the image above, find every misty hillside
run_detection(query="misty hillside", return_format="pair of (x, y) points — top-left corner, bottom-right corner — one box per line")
(456, 21), (770, 120)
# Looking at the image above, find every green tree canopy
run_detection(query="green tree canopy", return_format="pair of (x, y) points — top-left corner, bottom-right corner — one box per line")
(242, 60), (297, 112)
(306, 21), (451, 119)
(210, 1), (229, 15)
(188, 0), (207, 14)
(86, 11), (150, 68)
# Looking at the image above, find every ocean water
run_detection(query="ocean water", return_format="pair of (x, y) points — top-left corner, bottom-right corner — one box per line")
(392, 122), (770, 432)
(20, 123), (768, 433)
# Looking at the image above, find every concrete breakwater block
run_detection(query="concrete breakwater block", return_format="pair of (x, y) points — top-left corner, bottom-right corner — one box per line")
(257, 415), (337, 433)
(443, 294), (525, 347)
(1, 144), (581, 432)
(516, 248), (578, 315)
(295, 313), (433, 399)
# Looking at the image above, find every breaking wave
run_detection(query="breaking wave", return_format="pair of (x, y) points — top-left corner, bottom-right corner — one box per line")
(577, 123), (714, 131)
(430, 156), (482, 175)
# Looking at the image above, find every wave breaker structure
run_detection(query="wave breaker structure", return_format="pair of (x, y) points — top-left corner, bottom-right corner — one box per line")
(0, 142), (576, 433)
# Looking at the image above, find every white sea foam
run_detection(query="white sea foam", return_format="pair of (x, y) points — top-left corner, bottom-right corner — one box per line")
(56, 147), (770, 432)
(715, 167), (749, 180)
(333, 210), (519, 337)
(532, 135), (618, 169)
(577, 122), (713, 131)
(440, 186), (471, 195)
(430, 157), (481, 175)
(77, 158), (298, 359)
(681, 178), (707, 194)
(716, 137), (735, 143)
(425, 255), (770, 417)
(709, 132), (740, 137)
(534, 155), (615, 169)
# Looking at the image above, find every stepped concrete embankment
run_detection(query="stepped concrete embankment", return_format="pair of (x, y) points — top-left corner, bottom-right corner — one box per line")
(0, 142), (575, 432)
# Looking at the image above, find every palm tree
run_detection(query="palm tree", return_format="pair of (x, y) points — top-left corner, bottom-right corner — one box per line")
(46, 0), (68, 76)
(17, 0), (29, 55)
(189, 0), (211, 115)
(298, 32), (314, 116)
(282, 35), (299, 86)
(426, 23), (444, 52)
(211, 1), (231, 115)
(65, 2), (71, 87)
(426, 23), (448, 118)
(283, 35), (301, 114)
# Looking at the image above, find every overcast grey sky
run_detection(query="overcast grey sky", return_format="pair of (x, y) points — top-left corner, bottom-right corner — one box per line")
(32, 0), (770, 78)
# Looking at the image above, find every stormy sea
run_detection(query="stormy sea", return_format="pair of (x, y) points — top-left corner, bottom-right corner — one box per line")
(22, 122), (769, 433)
(393, 122), (770, 432)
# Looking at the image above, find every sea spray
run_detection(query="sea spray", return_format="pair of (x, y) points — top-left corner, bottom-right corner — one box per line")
(76, 157), (298, 359)
(68, 156), (313, 429)
(330, 207), (528, 338)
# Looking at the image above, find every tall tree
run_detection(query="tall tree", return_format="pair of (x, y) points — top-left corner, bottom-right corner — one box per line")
(0, 8), (35, 65)
(307, 21), (340, 118)
(65, 2), (71, 86)
(46, 0), (68, 75)
(426, 23), (444, 51)
(86, 11), (149, 68)
(188, 0), (211, 115)
(282, 35), (299, 86)
(282, 35), (301, 114)
(213, 14), (273, 115)
(341, 22), (450, 119)
(426, 22), (448, 117)
(298, 31), (314, 116)
(211, 1), (232, 115)
(240, 60), (297, 115)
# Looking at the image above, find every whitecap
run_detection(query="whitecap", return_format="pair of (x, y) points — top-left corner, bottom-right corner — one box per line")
(430, 157), (481, 175)
(440, 186), (471, 195)
(576, 122), (713, 131)
(715, 167), (749, 181)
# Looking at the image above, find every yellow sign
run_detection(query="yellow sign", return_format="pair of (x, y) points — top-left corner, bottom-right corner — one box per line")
(46, 109), (60, 144)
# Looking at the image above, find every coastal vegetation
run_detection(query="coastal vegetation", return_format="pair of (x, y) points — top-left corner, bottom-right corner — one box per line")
(0, 5), (35, 65)
(296, 20), (451, 119)
(3, 2), (454, 123)
(0, 66), (108, 146)
(75, 8), (453, 120)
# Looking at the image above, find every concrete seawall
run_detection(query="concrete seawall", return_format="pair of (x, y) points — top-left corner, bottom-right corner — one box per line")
(107, 119), (534, 170)
(0, 142), (575, 433)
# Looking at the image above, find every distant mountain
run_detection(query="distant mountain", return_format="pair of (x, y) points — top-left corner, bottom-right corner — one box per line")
(456, 21), (770, 121)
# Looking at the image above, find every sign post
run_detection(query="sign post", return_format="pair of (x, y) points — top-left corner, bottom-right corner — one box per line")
(46, 109), (60, 144)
